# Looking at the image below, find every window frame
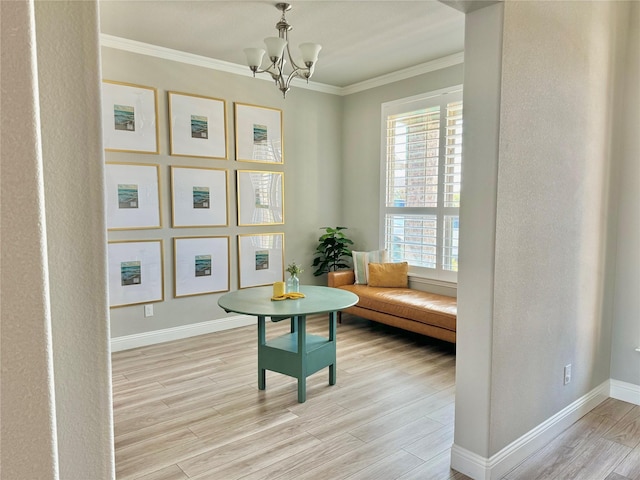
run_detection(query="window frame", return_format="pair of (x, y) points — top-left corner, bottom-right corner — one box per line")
(379, 86), (463, 284)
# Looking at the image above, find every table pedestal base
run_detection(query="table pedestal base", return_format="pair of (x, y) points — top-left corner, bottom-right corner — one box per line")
(257, 312), (337, 403)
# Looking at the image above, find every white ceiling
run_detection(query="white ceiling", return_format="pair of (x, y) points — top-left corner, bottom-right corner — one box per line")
(98, 1), (465, 88)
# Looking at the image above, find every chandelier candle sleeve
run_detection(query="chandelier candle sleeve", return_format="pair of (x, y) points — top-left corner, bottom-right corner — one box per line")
(299, 43), (321, 66)
(244, 48), (265, 69)
(243, 2), (321, 98)
(264, 37), (287, 62)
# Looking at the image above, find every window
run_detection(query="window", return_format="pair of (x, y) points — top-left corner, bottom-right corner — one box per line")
(380, 87), (463, 283)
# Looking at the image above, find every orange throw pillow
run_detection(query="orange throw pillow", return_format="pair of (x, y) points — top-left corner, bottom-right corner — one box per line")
(367, 262), (409, 288)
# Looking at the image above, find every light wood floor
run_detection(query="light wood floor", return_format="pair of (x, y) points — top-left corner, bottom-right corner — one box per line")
(112, 315), (640, 480)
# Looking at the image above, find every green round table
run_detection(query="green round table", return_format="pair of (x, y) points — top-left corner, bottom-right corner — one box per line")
(218, 285), (358, 403)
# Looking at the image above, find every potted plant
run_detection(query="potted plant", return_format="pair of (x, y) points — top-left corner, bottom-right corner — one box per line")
(311, 226), (354, 276)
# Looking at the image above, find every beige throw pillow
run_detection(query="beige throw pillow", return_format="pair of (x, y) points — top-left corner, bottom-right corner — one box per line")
(352, 250), (388, 285)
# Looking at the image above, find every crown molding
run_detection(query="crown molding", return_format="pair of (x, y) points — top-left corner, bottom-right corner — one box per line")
(100, 34), (463, 97)
(340, 52), (464, 96)
(99, 34), (341, 96)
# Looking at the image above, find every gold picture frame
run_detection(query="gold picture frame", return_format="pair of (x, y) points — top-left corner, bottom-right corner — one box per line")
(168, 91), (228, 159)
(107, 239), (164, 308)
(234, 103), (283, 164)
(170, 166), (229, 228)
(105, 162), (162, 230)
(238, 233), (284, 289)
(173, 236), (230, 297)
(237, 170), (284, 226)
(101, 80), (159, 154)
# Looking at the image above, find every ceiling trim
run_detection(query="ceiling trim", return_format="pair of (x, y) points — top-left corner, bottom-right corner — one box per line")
(340, 52), (464, 96)
(100, 34), (464, 97)
(99, 34), (341, 95)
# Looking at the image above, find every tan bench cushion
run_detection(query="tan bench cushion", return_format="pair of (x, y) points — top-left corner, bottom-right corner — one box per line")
(336, 284), (456, 332)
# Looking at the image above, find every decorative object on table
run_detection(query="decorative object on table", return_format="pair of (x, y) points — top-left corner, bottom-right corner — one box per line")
(168, 91), (227, 159)
(105, 162), (161, 230)
(173, 236), (230, 297)
(107, 239), (164, 307)
(237, 170), (284, 225)
(312, 226), (354, 276)
(272, 281), (286, 298)
(271, 291), (305, 301)
(286, 261), (303, 293)
(242, 2), (321, 99)
(234, 103), (283, 163)
(170, 166), (228, 228)
(101, 80), (159, 154)
(238, 233), (284, 289)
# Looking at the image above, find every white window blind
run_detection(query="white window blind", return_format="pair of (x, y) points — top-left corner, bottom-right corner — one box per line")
(380, 88), (463, 282)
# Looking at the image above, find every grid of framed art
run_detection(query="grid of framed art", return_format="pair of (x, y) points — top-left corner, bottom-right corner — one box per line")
(101, 80), (287, 307)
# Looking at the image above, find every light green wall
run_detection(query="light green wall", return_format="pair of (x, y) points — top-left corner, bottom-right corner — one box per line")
(101, 47), (343, 338)
(341, 65), (464, 298)
(341, 65), (464, 250)
(102, 48), (464, 338)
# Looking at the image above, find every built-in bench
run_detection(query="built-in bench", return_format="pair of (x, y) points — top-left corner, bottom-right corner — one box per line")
(328, 270), (457, 343)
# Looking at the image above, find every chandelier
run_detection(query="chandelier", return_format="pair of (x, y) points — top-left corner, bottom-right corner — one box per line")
(243, 3), (321, 98)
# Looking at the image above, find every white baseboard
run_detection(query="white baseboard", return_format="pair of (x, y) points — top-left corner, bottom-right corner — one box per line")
(110, 315), (254, 352)
(610, 379), (640, 406)
(450, 380), (610, 480)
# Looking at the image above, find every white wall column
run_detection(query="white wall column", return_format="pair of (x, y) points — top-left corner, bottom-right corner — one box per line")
(1, 1), (115, 478)
(0, 1), (60, 477)
(453, 1), (504, 464)
(34, 1), (115, 478)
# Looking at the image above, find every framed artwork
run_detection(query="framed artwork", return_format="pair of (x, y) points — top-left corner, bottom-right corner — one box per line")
(238, 233), (284, 289)
(108, 240), (164, 308)
(105, 162), (162, 230)
(173, 236), (230, 297)
(101, 80), (159, 154)
(170, 166), (228, 228)
(168, 91), (227, 159)
(234, 103), (283, 163)
(237, 170), (284, 226)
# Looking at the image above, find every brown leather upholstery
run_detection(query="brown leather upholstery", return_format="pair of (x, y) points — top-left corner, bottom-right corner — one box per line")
(328, 270), (457, 343)
(328, 270), (355, 287)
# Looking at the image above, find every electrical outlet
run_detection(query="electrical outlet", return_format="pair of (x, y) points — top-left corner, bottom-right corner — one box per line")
(564, 364), (572, 385)
(144, 304), (153, 317)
